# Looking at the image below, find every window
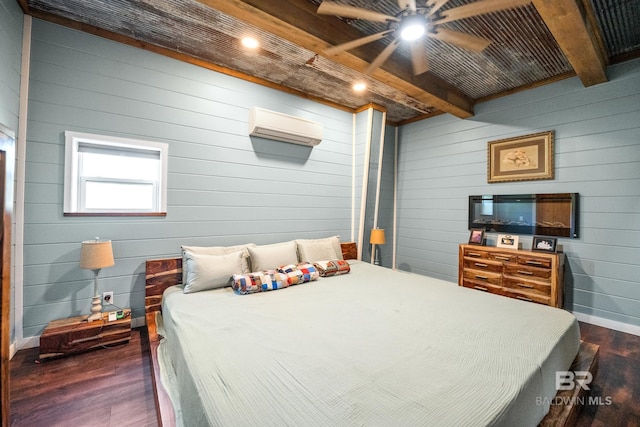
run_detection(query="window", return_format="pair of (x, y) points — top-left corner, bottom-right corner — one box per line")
(64, 131), (168, 215)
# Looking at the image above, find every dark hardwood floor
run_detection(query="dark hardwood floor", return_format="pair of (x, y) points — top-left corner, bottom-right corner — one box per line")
(10, 328), (157, 427)
(9, 323), (640, 426)
(576, 322), (640, 427)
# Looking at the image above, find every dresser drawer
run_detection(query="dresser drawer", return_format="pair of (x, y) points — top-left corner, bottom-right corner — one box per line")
(462, 269), (502, 286)
(518, 254), (552, 269)
(504, 263), (552, 282)
(463, 257), (503, 273)
(503, 276), (552, 298)
(463, 248), (490, 259)
(489, 252), (518, 263)
(462, 279), (503, 296)
(503, 288), (551, 305)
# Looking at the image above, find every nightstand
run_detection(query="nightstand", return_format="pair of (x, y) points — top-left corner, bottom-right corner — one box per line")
(39, 309), (132, 360)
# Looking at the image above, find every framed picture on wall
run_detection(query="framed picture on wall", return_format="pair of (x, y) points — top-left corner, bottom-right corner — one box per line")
(487, 131), (554, 183)
(497, 234), (519, 249)
(532, 236), (558, 253)
(468, 228), (485, 245)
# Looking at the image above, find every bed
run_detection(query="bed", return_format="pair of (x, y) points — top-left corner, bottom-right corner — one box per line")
(145, 241), (599, 427)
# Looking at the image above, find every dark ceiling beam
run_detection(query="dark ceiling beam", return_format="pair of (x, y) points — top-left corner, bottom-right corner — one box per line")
(197, 0), (475, 118)
(532, 0), (608, 87)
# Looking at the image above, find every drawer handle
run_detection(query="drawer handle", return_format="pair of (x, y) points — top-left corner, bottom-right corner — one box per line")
(526, 261), (543, 266)
(516, 296), (533, 302)
(517, 270), (534, 276)
(474, 286), (488, 292)
(468, 253), (482, 258)
(475, 275), (488, 280)
(71, 334), (102, 344)
(517, 283), (534, 289)
(474, 262), (488, 267)
(495, 256), (510, 261)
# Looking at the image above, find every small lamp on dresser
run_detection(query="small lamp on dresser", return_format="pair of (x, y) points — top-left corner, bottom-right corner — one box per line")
(369, 228), (386, 266)
(80, 238), (115, 322)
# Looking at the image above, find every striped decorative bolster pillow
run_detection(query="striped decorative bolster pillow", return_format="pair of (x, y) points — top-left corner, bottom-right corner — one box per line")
(277, 263), (319, 285)
(232, 271), (289, 294)
(313, 260), (351, 277)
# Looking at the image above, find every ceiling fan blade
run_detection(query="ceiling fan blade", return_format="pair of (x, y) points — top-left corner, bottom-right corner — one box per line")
(434, 0), (531, 24)
(410, 40), (429, 75)
(426, 0), (452, 16)
(364, 38), (400, 75)
(398, 0), (417, 12)
(428, 28), (491, 52)
(318, 1), (398, 23)
(324, 30), (393, 55)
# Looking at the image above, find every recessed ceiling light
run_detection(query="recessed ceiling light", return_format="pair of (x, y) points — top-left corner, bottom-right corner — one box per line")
(241, 37), (259, 49)
(353, 82), (367, 92)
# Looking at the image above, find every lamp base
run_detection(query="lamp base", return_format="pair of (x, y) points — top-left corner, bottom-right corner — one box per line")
(87, 295), (102, 322)
(373, 245), (382, 266)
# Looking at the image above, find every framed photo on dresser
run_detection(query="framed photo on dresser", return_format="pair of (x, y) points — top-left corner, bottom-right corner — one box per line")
(532, 236), (558, 253)
(468, 228), (485, 245)
(497, 234), (519, 249)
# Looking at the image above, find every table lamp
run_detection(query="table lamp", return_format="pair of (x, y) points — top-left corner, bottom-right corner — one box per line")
(80, 238), (115, 322)
(369, 228), (386, 266)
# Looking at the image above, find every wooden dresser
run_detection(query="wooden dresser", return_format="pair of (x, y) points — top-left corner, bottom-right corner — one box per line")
(458, 244), (564, 308)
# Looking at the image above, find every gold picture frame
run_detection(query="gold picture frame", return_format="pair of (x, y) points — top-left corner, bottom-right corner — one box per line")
(488, 131), (554, 183)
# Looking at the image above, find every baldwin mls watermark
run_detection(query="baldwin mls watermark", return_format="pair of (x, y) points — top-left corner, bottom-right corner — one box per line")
(536, 371), (612, 407)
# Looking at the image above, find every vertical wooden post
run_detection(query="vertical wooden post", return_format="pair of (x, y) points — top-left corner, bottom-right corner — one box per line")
(0, 150), (9, 427)
(0, 123), (16, 427)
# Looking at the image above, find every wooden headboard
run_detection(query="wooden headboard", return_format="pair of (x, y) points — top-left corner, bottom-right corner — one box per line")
(145, 241), (358, 314)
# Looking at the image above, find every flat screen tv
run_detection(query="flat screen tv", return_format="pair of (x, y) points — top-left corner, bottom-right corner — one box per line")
(468, 193), (579, 238)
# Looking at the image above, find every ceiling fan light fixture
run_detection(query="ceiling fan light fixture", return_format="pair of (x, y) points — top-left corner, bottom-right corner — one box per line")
(399, 14), (426, 41)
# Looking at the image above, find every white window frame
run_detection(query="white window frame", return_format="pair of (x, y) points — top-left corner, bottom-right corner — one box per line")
(64, 131), (168, 215)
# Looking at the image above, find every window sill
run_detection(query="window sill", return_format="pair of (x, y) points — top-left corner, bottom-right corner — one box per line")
(63, 212), (167, 217)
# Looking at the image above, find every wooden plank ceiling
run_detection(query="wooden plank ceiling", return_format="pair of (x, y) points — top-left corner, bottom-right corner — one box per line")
(18, 0), (640, 123)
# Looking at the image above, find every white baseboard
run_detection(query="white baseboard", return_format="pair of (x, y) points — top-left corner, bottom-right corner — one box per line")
(9, 342), (17, 359)
(10, 316), (147, 359)
(573, 311), (640, 337)
(13, 335), (40, 352)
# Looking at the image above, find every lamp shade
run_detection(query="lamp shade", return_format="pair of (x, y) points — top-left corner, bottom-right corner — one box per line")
(369, 228), (386, 245)
(80, 239), (115, 270)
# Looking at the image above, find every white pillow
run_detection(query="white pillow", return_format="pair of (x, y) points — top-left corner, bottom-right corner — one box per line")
(182, 243), (255, 276)
(296, 236), (343, 263)
(247, 241), (298, 271)
(183, 250), (244, 294)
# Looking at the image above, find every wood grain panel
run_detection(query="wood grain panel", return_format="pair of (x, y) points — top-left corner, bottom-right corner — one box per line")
(145, 258), (182, 314)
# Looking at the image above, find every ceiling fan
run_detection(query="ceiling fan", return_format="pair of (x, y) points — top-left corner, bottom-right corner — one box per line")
(317, 0), (532, 76)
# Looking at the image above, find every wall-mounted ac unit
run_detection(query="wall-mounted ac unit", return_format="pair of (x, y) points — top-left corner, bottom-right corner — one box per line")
(248, 107), (323, 146)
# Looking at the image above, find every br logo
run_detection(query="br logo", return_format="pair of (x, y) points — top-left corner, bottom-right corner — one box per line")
(556, 371), (593, 391)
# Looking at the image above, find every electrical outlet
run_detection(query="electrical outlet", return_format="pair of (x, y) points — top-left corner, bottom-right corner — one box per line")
(103, 291), (114, 306)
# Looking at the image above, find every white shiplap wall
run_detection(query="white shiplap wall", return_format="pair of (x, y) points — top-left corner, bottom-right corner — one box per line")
(396, 58), (640, 329)
(22, 20), (355, 338)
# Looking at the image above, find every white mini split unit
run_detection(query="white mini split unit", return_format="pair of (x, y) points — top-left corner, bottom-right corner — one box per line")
(248, 107), (323, 146)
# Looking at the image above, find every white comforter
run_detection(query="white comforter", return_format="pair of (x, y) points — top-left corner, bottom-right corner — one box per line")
(159, 261), (580, 427)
